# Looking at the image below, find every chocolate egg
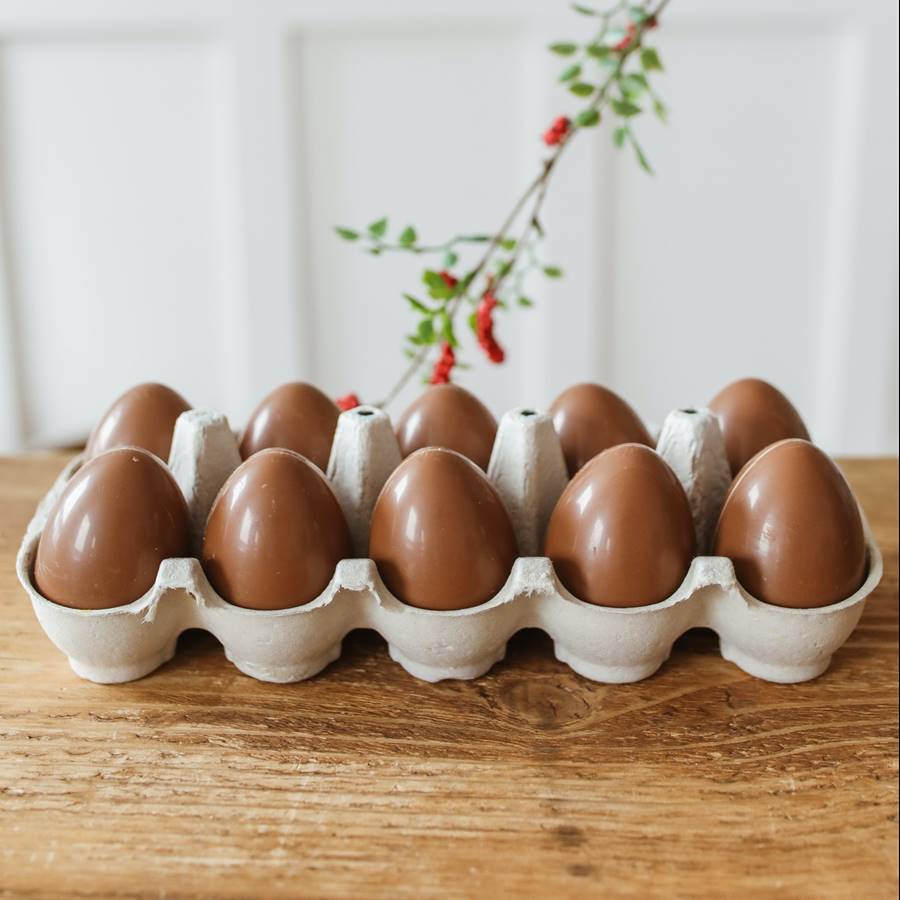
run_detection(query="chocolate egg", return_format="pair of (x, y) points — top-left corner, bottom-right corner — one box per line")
(549, 383), (653, 477)
(239, 382), (341, 470)
(202, 448), (351, 609)
(708, 377), (810, 475)
(368, 447), (518, 610)
(544, 444), (695, 607)
(86, 382), (191, 463)
(394, 384), (497, 470)
(713, 439), (866, 608)
(34, 448), (192, 609)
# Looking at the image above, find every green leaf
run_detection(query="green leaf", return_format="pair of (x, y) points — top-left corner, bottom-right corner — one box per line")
(423, 269), (453, 300)
(640, 47), (663, 71)
(559, 63), (582, 82)
(443, 250), (459, 268)
(569, 82), (595, 97)
(334, 227), (359, 241)
(438, 310), (457, 346)
(570, 2), (598, 14)
(467, 312), (478, 334)
(612, 98), (642, 117)
(628, 5), (650, 24)
(586, 43), (611, 60)
(461, 234), (491, 243)
(398, 225), (417, 247)
(368, 217), (388, 238)
(499, 238), (517, 251)
(575, 108), (601, 127)
(653, 97), (668, 122)
(549, 42), (578, 56)
(368, 247), (382, 256)
(403, 293), (433, 315)
(620, 73), (648, 96)
(517, 296), (535, 308)
(543, 265), (563, 278)
(613, 126), (628, 148)
(417, 318), (436, 344)
(631, 140), (654, 174)
(495, 259), (513, 278)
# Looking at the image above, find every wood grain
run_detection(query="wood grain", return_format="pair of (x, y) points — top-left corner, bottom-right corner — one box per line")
(0, 453), (897, 899)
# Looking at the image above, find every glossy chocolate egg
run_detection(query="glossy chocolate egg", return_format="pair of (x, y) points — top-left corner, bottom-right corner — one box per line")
(368, 447), (518, 610)
(34, 448), (192, 609)
(544, 444), (695, 607)
(202, 448), (351, 610)
(549, 383), (653, 477)
(394, 384), (497, 470)
(713, 439), (866, 608)
(239, 382), (341, 470)
(708, 377), (810, 475)
(86, 382), (191, 463)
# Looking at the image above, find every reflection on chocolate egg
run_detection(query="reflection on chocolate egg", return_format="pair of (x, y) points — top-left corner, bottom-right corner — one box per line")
(239, 382), (341, 470)
(368, 447), (518, 610)
(549, 383), (653, 477)
(544, 443), (695, 607)
(394, 384), (497, 470)
(713, 439), (866, 608)
(708, 377), (810, 475)
(86, 383), (191, 463)
(34, 448), (192, 609)
(202, 448), (351, 610)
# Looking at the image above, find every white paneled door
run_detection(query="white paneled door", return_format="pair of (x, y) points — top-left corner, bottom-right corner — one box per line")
(0, 0), (896, 454)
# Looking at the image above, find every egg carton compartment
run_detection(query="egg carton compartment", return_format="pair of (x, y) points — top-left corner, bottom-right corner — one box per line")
(17, 405), (883, 686)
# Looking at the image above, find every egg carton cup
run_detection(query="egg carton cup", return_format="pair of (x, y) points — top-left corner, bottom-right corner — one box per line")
(17, 405), (883, 686)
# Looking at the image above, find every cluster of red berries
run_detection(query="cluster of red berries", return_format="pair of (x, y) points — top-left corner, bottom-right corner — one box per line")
(439, 270), (458, 290)
(430, 341), (456, 384)
(613, 15), (657, 51)
(336, 393), (361, 411)
(543, 115), (571, 147)
(476, 291), (505, 364)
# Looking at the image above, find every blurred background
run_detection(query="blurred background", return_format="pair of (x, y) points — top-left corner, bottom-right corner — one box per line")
(0, 0), (896, 455)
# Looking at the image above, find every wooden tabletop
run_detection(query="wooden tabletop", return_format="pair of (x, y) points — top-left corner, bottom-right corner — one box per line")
(0, 453), (897, 899)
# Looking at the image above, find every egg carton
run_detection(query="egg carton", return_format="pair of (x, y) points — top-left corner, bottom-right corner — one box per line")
(17, 405), (883, 686)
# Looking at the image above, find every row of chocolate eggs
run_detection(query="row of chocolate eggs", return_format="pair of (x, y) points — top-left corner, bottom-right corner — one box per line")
(33, 377), (865, 614)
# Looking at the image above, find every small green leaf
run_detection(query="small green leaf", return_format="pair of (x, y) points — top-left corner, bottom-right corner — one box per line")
(403, 293), (432, 314)
(518, 296), (535, 308)
(570, 2), (598, 14)
(620, 73), (648, 96)
(640, 47), (663, 71)
(467, 311), (478, 334)
(398, 225), (417, 247)
(443, 250), (459, 268)
(569, 82), (595, 97)
(549, 42), (578, 56)
(613, 126), (628, 148)
(499, 238), (517, 251)
(335, 227), (359, 241)
(628, 5), (650, 24)
(612, 98), (642, 117)
(543, 265), (563, 278)
(575, 108), (601, 127)
(368, 247), (382, 256)
(586, 43), (611, 60)
(461, 234), (491, 243)
(559, 64), (582, 82)
(632, 140), (654, 174)
(438, 310), (457, 346)
(495, 259), (513, 278)
(417, 318), (436, 344)
(653, 97), (668, 122)
(368, 217), (388, 238)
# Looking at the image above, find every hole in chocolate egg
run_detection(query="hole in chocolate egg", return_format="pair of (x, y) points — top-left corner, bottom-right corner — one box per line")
(680, 408), (698, 415)
(520, 409), (537, 417)
(356, 409), (375, 417)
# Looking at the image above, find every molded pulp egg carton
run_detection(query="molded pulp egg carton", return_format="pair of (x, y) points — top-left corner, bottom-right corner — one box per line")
(17, 406), (883, 686)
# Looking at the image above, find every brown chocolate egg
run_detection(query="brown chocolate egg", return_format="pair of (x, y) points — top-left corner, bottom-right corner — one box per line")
(202, 448), (351, 609)
(86, 382), (191, 463)
(708, 377), (810, 475)
(544, 444), (695, 607)
(239, 382), (341, 470)
(34, 448), (192, 609)
(549, 383), (653, 477)
(713, 439), (866, 608)
(368, 447), (518, 610)
(394, 384), (497, 470)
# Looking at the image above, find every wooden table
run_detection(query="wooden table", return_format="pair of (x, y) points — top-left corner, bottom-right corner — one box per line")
(1, 454), (897, 898)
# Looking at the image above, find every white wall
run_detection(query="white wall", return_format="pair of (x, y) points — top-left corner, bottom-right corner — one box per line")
(0, 0), (897, 454)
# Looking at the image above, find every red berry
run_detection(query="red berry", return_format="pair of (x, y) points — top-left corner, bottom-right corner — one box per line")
(336, 393), (361, 411)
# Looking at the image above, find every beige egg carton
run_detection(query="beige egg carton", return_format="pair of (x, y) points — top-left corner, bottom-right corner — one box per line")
(17, 405), (883, 686)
